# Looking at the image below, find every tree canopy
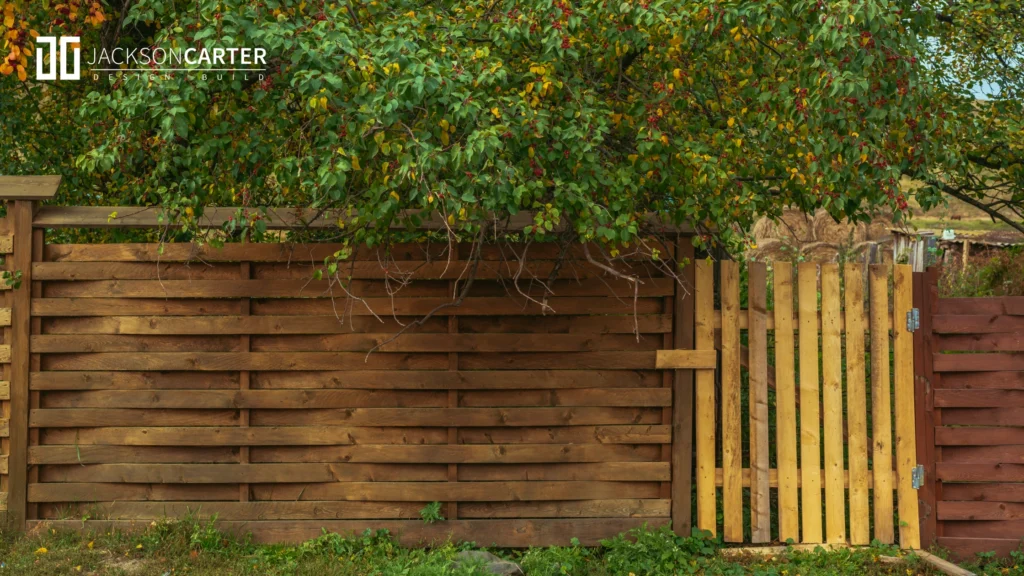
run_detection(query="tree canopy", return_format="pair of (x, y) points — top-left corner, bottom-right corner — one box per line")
(1, 0), (1020, 253)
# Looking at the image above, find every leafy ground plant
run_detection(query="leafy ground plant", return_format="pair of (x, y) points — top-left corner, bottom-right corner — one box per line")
(0, 518), (1014, 575)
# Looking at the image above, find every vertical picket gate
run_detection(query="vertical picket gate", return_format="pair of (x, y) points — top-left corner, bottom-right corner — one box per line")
(694, 260), (921, 548)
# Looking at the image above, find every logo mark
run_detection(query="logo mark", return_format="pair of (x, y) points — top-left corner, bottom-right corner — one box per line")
(36, 36), (80, 80)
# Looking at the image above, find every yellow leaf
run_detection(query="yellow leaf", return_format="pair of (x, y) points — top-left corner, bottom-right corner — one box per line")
(107, 211), (118, 223)
(389, 191), (400, 202)
(727, 117), (735, 128)
(848, 14), (855, 23)
(672, 68), (681, 80)
(351, 157), (361, 170)
(490, 107), (500, 118)
(16, 64), (25, 81)
(87, 541), (94, 550)
(447, 213), (455, 225)
(440, 119), (449, 130)
(136, 544), (143, 549)
(441, 131), (450, 146)
(35, 547), (48, 554)
(319, 96), (327, 108)
(309, 97), (318, 109)
(528, 146), (534, 158)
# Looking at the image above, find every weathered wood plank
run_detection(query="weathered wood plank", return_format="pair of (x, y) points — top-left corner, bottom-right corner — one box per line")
(933, 353), (1024, 372)
(892, 264), (921, 549)
(34, 297), (662, 317)
(820, 264), (845, 544)
(0, 175), (61, 200)
(7, 199), (33, 528)
(38, 278), (675, 298)
(932, 314), (1024, 334)
(747, 261), (770, 543)
(844, 262), (870, 546)
(0, 380), (8, 400)
(869, 264), (895, 544)
(34, 407), (662, 428)
(720, 261), (742, 542)
(38, 389), (669, 409)
(34, 261), (672, 286)
(457, 425), (669, 445)
(773, 261), (799, 543)
(40, 351), (448, 371)
(38, 463), (449, 483)
(456, 463), (668, 481)
(41, 314), (670, 336)
(32, 370), (660, 390)
(694, 259), (717, 537)
(653, 350), (716, 369)
(247, 481), (663, 502)
(797, 262), (822, 543)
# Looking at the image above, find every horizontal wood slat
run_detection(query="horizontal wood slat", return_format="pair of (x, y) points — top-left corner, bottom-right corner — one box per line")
(933, 353), (1024, 372)
(0, 234), (11, 254)
(31, 370), (662, 390)
(713, 468), (877, 489)
(29, 481), (663, 502)
(39, 315), (671, 335)
(32, 407), (663, 428)
(933, 315), (1024, 334)
(34, 297), (664, 317)
(31, 334), (660, 354)
(712, 310), (892, 331)
(37, 389), (671, 409)
(654, 350), (716, 369)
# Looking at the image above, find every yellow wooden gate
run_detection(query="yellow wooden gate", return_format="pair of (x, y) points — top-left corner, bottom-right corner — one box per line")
(693, 260), (920, 548)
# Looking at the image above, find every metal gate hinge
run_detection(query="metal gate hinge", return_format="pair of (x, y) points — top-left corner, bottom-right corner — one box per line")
(911, 465), (925, 489)
(906, 308), (920, 333)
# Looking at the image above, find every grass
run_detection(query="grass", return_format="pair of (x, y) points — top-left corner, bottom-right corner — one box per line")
(1, 518), (1020, 576)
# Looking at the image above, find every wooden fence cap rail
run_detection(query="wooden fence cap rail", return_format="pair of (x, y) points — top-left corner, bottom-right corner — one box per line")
(0, 176), (61, 200)
(32, 205), (696, 233)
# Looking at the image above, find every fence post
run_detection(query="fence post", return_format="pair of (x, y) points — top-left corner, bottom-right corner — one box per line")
(0, 176), (60, 529)
(913, 267), (940, 548)
(671, 235), (695, 535)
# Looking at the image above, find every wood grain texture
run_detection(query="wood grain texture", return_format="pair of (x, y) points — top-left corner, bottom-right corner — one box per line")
(892, 265), (921, 549)
(694, 259), (716, 536)
(670, 237), (695, 536)
(7, 200), (33, 528)
(747, 262), (770, 543)
(869, 265), (895, 544)
(797, 262), (822, 543)
(720, 261), (742, 542)
(820, 264), (845, 544)
(0, 176), (61, 200)
(773, 261), (799, 543)
(843, 263), (870, 545)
